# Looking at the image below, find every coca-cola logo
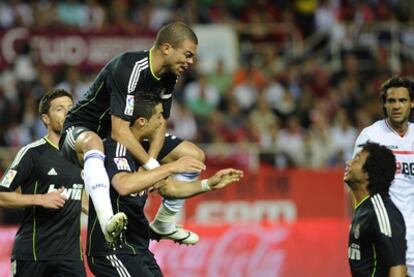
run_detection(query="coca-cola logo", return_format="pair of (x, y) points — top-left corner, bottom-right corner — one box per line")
(150, 225), (289, 277)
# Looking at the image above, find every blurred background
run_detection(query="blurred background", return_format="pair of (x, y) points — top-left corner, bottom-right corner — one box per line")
(1, 0), (414, 276)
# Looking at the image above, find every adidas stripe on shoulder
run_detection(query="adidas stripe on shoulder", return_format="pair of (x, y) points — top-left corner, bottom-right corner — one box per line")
(10, 139), (46, 168)
(371, 194), (392, 237)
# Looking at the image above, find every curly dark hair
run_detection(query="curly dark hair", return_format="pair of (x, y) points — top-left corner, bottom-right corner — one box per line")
(359, 142), (396, 196)
(380, 76), (414, 117)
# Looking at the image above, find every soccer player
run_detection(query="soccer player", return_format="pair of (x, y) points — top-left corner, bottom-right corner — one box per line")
(87, 92), (243, 276)
(345, 142), (406, 276)
(60, 21), (205, 244)
(0, 89), (86, 276)
(353, 76), (414, 276)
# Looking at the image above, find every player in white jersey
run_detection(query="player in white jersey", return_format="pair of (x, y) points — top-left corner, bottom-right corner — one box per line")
(353, 76), (414, 276)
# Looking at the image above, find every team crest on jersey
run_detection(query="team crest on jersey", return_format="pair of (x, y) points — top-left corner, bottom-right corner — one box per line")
(124, 95), (134, 116)
(0, 169), (17, 188)
(353, 224), (360, 239)
(114, 158), (131, 171)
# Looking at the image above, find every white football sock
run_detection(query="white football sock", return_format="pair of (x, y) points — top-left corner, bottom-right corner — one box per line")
(84, 150), (114, 234)
(152, 172), (199, 234)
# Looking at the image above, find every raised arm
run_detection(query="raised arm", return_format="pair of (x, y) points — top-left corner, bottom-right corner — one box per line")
(111, 156), (206, 196)
(158, 168), (243, 199)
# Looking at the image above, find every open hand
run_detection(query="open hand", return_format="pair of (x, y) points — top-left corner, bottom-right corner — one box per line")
(208, 168), (244, 190)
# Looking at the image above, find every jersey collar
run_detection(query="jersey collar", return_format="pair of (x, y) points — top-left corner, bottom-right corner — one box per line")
(149, 48), (161, 81)
(354, 195), (370, 210)
(43, 136), (59, 150)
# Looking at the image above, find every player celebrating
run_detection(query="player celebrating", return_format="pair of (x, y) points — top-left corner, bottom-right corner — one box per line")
(346, 142), (406, 276)
(60, 21), (205, 244)
(86, 92), (243, 276)
(0, 89), (86, 276)
(353, 76), (414, 276)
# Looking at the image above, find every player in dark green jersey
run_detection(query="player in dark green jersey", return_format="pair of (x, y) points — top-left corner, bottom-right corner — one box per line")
(0, 89), (86, 277)
(87, 92), (243, 276)
(60, 21), (205, 245)
(345, 142), (406, 277)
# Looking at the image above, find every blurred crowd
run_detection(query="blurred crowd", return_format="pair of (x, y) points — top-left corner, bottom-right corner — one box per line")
(1, 0), (414, 170)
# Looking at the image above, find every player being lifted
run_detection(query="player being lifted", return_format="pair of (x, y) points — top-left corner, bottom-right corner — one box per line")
(87, 92), (243, 276)
(60, 21), (205, 244)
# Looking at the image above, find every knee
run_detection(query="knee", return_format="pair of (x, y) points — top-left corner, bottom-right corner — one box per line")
(77, 132), (104, 153)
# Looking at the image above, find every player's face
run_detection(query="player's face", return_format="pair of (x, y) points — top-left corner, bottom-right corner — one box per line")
(344, 150), (369, 189)
(167, 40), (197, 76)
(143, 103), (165, 138)
(46, 96), (73, 133)
(384, 87), (414, 126)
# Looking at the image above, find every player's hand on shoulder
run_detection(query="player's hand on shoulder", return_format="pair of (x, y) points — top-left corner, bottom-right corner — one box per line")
(38, 188), (67, 209)
(208, 168), (244, 190)
(173, 156), (206, 173)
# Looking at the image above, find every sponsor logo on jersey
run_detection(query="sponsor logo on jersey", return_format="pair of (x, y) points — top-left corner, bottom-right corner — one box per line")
(124, 95), (134, 116)
(48, 184), (83, 200)
(386, 145), (399, 149)
(0, 169), (17, 188)
(396, 162), (414, 176)
(114, 157), (131, 171)
(48, 168), (58, 175)
(348, 243), (361, 260)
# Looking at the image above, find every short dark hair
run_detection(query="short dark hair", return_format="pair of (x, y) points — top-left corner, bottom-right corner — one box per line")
(380, 76), (414, 116)
(154, 21), (198, 48)
(132, 92), (162, 122)
(38, 88), (73, 116)
(359, 142), (396, 196)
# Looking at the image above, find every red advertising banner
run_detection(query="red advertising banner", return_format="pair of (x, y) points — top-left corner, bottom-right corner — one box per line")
(145, 167), (348, 224)
(0, 28), (156, 70)
(0, 219), (351, 277)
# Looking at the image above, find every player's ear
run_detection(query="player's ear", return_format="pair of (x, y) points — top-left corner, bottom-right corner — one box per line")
(41, 114), (50, 126)
(160, 42), (173, 55)
(137, 117), (147, 127)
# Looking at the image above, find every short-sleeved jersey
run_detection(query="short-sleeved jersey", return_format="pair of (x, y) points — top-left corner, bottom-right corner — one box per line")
(353, 119), (414, 264)
(63, 50), (176, 138)
(0, 137), (84, 261)
(87, 138), (150, 257)
(348, 194), (406, 276)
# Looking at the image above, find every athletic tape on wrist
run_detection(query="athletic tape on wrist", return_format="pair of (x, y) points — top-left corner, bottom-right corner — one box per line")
(143, 157), (160, 170)
(201, 179), (211, 191)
